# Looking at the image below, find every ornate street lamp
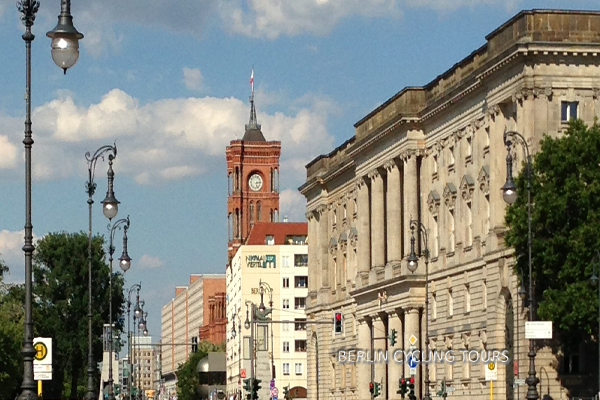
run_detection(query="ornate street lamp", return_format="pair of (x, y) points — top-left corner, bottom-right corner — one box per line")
(406, 219), (431, 400)
(16, 1), (82, 398)
(107, 217), (132, 400)
(46, 0), (84, 73)
(126, 284), (142, 400)
(502, 130), (538, 400)
(85, 144), (119, 400)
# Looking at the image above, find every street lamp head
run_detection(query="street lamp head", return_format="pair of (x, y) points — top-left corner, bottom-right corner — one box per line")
(518, 279), (528, 300)
(143, 328), (148, 336)
(102, 191), (119, 220)
(407, 229), (419, 273)
(46, 7), (84, 73)
(244, 320), (250, 330)
(119, 250), (131, 272)
(134, 303), (142, 318)
(502, 175), (518, 205)
(138, 319), (146, 331)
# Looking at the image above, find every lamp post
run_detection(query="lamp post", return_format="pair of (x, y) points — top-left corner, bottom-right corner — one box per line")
(16, 1), (82, 399)
(244, 300), (256, 385)
(258, 280), (275, 385)
(501, 130), (539, 400)
(231, 307), (243, 399)
(107, 217), (132, 400)
(86, 144), (120, 400)
(127, 284), (142, 400)
(590, 251), (600, 400)
(135, 309), (148, 400)
(406, 219), (431, 400)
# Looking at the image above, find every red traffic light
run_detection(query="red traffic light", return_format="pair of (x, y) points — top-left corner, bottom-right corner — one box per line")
(370, 382), (374, 389)
(410, 377), (415, 384)
(400, 378), (405, 384)
(335, 312), (342, 321)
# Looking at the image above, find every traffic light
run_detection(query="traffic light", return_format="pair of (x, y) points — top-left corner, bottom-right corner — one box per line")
(369, 382), (374, 395)
(283, 385), (290, 400)
(244, 378), (252, 393)
(374, 382), (381, 398)
(397, 377), (407, 398)
(252, 378), (262, 400)
(191, 336), (198, 353)
(408, 376), (416, 400)
(389, 328), (397, 346)
(114, 384), (120, 395)
(437, 378), (448, 399)
(334, 312), (343, 334)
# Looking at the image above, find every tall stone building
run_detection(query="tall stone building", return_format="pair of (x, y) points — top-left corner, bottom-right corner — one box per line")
(300, 9), (600, 400)
(226, 82), (281, 263)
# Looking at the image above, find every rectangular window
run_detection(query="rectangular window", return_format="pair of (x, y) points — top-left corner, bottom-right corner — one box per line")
(561, 101), (578, 122)
(483, 280), (488, 310)
(282, 278), (290, 288)
(295, 363), (303, 375)
(448, 288), (454, 317)
(466, 201), (473, 247)
(432, 292), (437, 320)
(283, 363), (290, 375)
(295, 340), (307, 352)
(283, 342), (290, 353)
(563, 352), (580, 374)
(295, 276), (308, 288)
(294, 254), (308, 267)
(295, 297), (306, 310)
(282, 323), (289, 332)
(343, 204), (347, 219)
(449, 145), (455, 167)
(295, 318), (307, 331)
(282, 299), (290, 309)
(266, 235), (275, 245)
(282, 256), (291, 267)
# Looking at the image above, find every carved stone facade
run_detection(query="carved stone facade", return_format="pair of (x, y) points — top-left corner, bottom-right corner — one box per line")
(299, 10), (600, 400)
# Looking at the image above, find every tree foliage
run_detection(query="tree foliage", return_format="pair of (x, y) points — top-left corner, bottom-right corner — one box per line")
(0, 257), (24, 399)
(505, 119), (600, 348)
(32, 232), (126, 399)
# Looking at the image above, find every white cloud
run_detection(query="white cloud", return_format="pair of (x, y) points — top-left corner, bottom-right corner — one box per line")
(137, 254), (164, 269)
(279, 189), (307, 222)
(0, 229), (39, 284)
(183, 67), (204, 91)
(0, 135), (18, 169)
(0, 88), (336, 188)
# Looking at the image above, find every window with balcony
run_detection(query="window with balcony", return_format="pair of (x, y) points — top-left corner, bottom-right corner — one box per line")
(294, 297), (305, 310)
(294, 254), (308, 267)
(295, 318), (307, 331)
(285, 235), (307, 245)
(294, 276), (308, 288)
(295, 340), (307, 352)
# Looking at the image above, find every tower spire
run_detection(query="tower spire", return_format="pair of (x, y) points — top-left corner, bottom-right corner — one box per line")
(243, 66), (264, 141)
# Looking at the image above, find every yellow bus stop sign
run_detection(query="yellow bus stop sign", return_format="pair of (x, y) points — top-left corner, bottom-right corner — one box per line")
(33, 341), (48, 361)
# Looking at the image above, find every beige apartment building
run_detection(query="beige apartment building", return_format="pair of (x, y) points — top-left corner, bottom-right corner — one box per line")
(300, 9), (600, 400)
(132, 335), (155, 395)
(160, 273), (226, 392)
(227, 222), (309, 400)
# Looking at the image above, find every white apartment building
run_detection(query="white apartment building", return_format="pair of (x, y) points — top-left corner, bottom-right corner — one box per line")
(132, 335), (155, 396)
(226, 222), (309, 400)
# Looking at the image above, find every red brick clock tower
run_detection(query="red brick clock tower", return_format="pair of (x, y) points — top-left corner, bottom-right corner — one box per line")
(226, 76), (280, 263)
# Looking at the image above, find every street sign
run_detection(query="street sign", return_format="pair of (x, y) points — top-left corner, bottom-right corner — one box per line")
(240, 369), (246, 378)
(270, 379), (275, 390)
(409, 367), (417, 375)
(272, 388), (279, 397)
(33, 337), (52, 381)
(485, 362), (497, 381)
(525, 321), (552, 339)
(514, 378), (526, 385)
(409, 334), (418, 346)
(407, 355), (418, 369)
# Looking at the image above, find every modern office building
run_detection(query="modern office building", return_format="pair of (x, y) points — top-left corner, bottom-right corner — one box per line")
(226, 222), (309, 400)
(131, 335), (155, 396)
(300, 9), (600, 400)
(159, 274), (226, 388)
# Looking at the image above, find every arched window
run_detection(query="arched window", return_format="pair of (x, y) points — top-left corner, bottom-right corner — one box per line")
(274, 169), (279, 192)
(250, 202), (254, 222)
(228, 173), (232, 196)
(235, 208), (240, 238)
(274, 209), (279, 222)
(270, 209), (274, 222)
(257, 201), (262, 221)
(228, 213), (232, 241)
(235, 167), (240, 191)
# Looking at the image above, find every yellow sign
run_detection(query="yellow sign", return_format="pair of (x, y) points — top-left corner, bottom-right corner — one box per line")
(488, 362), (495, 371)
(34, 342), (48, 361)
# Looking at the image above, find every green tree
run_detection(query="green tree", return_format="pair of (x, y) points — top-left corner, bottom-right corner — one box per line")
(32, 232), (126, 399)
(0, 257), (25, 399)
(176, 340), (226, 400)
(505, 119), (600, 348)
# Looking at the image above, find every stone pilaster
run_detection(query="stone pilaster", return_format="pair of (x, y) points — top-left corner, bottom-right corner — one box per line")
(317, 205), (329, 288)
(373, 316), (387, 400)
(357, 318), (372, 400)
(403, 154), (418, 257)
(306, 210), (318, 305)
(385, 160), (402, 268)
(357, 178), (370, 285)
(388, 311), (403, 400)
(369, 168), (385, 270)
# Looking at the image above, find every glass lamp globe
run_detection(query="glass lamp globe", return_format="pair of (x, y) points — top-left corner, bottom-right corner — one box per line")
(102, 198), (119, 220)
(50, 34), (79, 72)
(119, 253), (131, 272)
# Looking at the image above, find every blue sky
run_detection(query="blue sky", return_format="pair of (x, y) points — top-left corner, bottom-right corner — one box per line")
(1, 0), (599, 341)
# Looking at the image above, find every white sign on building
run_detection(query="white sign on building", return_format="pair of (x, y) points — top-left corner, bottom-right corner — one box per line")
(525, 321), (552, 339)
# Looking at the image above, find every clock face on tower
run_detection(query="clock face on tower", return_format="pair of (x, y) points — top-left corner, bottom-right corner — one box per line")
(249, 173), (263, 191)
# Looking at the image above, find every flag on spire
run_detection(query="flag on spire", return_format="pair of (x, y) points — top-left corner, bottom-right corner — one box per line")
(250, 68), (254, 93)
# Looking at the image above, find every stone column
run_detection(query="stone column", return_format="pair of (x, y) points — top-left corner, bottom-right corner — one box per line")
(385, 160), (402, 267)
(306, 211), (318, 307)
(317, 205), (329, 288)
(357, 318), (372, 400)
(403, 154), (418, 256)
(404, 308), (420, 396)
(357, 178), (370, 284)
(388, 311), (403, 400)
(370, 168), (385, 270)
(373, 316), (387, 400)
